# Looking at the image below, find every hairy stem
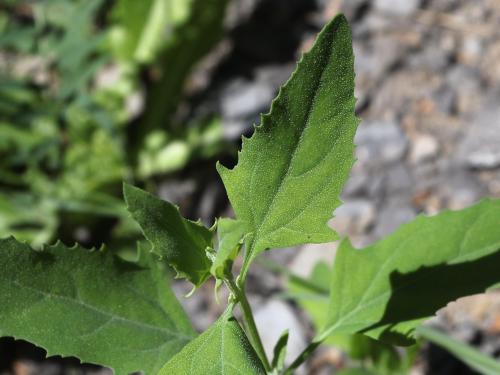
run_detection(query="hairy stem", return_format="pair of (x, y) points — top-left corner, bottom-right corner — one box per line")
(226, 278), (271, 371)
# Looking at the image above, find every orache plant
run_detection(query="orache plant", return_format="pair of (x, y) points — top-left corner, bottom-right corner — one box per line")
(1, 15), (500, 375)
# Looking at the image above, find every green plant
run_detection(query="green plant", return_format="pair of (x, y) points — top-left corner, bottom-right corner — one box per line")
(1, 14), (500, 375)
(0, 0), (230, 246)
(286, 260), (418, 374)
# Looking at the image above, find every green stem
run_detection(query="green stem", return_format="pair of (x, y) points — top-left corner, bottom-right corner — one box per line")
(283, 341), (322, 375)
(238, 252), (253, 287)
(226, 278), (271, 371)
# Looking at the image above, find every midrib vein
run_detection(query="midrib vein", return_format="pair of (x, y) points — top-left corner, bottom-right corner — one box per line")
(249, 32), (337, 252)
(9, 279), (191, 340)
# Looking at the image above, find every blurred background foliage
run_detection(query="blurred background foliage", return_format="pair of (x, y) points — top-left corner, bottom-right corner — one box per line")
(2, 0), (499, 374)
(0, 0), (229, 249)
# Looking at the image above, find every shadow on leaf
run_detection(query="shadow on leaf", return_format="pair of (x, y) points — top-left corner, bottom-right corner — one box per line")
(360, 249), (500, 345)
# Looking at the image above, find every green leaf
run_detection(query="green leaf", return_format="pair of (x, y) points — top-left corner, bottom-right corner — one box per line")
(123, 183), (213, 287)
(0, 237), (195, 375)
(320, 199), (500, 345)
(0, 192), (58, 248)
(158, 308), (266, 375)
(217, 15), (358, 265)
(417, 326), (500, 375)
(110, 0), (194, 63)
(271, 330), (289, 372)
(210, 218), (247, 279)
(138, 0), (230, 150)
(287, 261), (410, 371)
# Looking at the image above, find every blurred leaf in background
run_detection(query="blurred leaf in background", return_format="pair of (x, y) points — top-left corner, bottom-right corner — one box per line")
(0, 0), (231, 247)
(418, 326), (500, 375)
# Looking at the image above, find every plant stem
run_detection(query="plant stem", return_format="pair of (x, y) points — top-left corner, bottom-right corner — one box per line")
(283, 341), (321, 375)
(226, 278), (271, 371)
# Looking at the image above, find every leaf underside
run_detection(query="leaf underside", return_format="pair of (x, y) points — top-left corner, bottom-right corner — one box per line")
(123, 183), (212, 287)
(0, 237), (195, 375)
(321, 199), (500, 345)
(158, 308), (266, 375)
(217, 14), (359, 260)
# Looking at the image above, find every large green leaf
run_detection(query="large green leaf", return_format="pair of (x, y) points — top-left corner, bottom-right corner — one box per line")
(320, 199), (500, 345)
(417, 326), (500, 375)
(0, 237), (195, 375)
(217, 15), (358, 265)
(123, 183), (213, 287)
(287, 261), (416, 375)
(158, 308), (266, 375)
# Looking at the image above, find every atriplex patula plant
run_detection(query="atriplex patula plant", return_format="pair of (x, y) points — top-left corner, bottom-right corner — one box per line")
(1, 14), (500, 375)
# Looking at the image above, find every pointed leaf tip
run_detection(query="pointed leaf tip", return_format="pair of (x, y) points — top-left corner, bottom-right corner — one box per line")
(217, 14), (358, 263)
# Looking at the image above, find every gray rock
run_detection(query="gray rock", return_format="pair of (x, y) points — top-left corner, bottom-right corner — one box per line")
(385, 163), (414, 197)
(432, 86), (455, 115)
(367, 174), (386, 200)
(354, 37), (405, 80)
(342, 173), (370, 197)
(289, 242), (337, 278)
(445, 66), (482, 114)
(353, 11), (394, 35)
(220, 67), (292, 140)
(255, 64), (294, 92)
(441, 171), (485, 210)
(412, 162), (440, 192)
(222, 119), (253, 140)
(332, 199), (376, 236)
(409, 134), (440, 164)
(254, 300), (307, 367)
(221, 78), (274, 120)
(344, 168), (385, 201)
(374, 202), (416, 239)
(467, 152), (500, 170)
(460, 36), (483, 65)
(408, 41), (450, 72)
(226, 0), (261, 28)
(452, 322), (478, 344)
(374, 0), (420, 16)
(338, 0), (370, 19)
(482, 335), (500, 357)
(458, 108), (500, 170)
(355, 121), (408, 166)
